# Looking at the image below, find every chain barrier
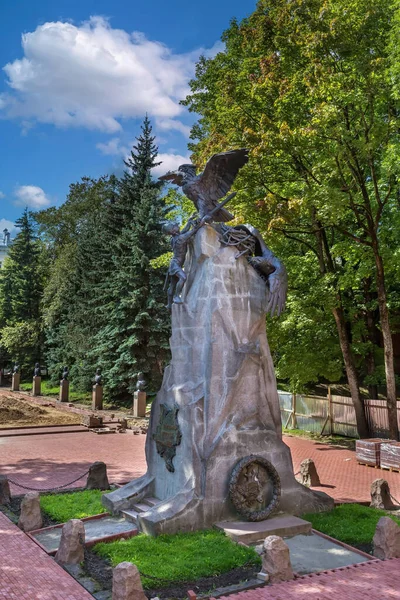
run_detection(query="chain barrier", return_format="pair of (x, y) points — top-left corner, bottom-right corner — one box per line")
(389, 492), (400, 506)
(7, 469), (90, 493)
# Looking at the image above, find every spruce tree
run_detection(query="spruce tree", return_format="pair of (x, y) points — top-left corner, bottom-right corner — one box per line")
(0, 208), (45, 371)
(94, 117), (171, 400)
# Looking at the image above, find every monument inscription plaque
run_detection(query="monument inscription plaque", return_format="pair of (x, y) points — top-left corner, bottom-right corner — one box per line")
(153, 404), (182, 473)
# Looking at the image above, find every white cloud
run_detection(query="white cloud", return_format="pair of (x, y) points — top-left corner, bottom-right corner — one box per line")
(14, 185), (51, 209)
(152, 152), (191, 178)
(155, 118), (191, 137)
(0, 191), (5, 199)
(1, 17), (215, 134)
(96, 137), (128, 156)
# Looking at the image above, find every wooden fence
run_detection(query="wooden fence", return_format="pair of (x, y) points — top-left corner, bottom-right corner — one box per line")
(278, 389), (400, 439)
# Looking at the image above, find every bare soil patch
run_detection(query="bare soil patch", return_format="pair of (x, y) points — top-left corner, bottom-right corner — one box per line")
(0, 396), (81, 428)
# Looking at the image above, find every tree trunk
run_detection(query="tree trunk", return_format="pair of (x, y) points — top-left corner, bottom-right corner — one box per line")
(311, 220), (369, 438)
(363, 278), (379, 399)
(370, 239), (398, 440)
(332, 304), (369, 438)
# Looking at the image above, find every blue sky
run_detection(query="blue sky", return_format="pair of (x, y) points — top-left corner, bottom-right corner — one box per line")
(0, 0), (256, 233)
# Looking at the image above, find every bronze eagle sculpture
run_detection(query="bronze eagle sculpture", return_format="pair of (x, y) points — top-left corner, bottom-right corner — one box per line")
(159, 149), (249, 222)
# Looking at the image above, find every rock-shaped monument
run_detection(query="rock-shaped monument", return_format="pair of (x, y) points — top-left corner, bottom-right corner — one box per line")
(103, 225), (332, 534)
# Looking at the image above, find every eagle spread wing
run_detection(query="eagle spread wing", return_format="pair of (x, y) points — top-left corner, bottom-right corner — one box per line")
(198, 149), (249, 212)
(159, 171), (185, 185)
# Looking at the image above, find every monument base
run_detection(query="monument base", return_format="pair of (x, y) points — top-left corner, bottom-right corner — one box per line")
(103, 226), (333, 534)
(133, 391), (146, 417)
(59, 380), (69, 402)
(32, 376), (41, 396)
(92, 384), (103, 410)
(11, 373), (20, 392)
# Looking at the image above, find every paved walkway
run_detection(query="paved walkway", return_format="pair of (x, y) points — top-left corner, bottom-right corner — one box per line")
(0, 430), (146, 494)
(1, 427), (400, 501)
(284, 435), (400, 503)
(220, 559), (400, 599)
(0, 512), (93, 599)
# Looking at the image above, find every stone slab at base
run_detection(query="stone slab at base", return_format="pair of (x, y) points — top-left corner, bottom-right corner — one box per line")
(215, 515), (312, 544)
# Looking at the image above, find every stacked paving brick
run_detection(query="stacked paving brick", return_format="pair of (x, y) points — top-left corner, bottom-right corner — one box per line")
(380, 442), (400, 471)
(356, 438), (388, 466)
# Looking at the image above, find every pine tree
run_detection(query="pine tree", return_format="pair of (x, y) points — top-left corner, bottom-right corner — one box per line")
(93, 117), (171, 400)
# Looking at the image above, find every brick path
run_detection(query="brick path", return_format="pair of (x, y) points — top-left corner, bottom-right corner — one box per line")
(284, 435), (400, 503)
(1, 427), (400, 501)
(0, 511), (93, 599)
(0, 430), (146, 494)
(219, 559), (400, 599)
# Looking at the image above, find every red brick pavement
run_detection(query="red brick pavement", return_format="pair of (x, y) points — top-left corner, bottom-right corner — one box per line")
(0, 430), (146, 495)
(1, 424), (400, 502)
(284, 435), (400, 503)
(219, 559), (400, 599)
(0, 511), (93, 599)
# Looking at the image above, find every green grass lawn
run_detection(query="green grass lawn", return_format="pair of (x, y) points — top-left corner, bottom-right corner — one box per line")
(303, 503), (400, 547)
(94, 529), (260, 588)
(40, 490), (108, 522)
(20, 380), (91, 404)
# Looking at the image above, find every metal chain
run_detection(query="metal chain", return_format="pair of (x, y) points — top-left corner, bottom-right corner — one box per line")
(7, 469), (90, 493)
(389, 493), (400, 506)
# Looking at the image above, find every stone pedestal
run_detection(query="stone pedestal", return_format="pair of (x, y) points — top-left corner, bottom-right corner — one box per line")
(18, 492), (42, 531)
(55, 519), (85, 565)
(32, 376), (41, 396)
(0, 475), (11, 505)
(92, 384), (103, 410)
(133, 391), (147, 418)
(59, 379), (69, 402)
(86, 461), (110, 490)
(112, 562), (147, 600)
(11, 373), (20, 392)
(103, 226), (333, 535)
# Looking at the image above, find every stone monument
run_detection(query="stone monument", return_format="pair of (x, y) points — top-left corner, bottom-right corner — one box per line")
(92, 368), (103, 410)
(59, 366), (69, 402)
(103, 150), (333, 534)
(133, 372), (147, 418)
(32, 363), (41, 396)
(11, 363), (20, 392)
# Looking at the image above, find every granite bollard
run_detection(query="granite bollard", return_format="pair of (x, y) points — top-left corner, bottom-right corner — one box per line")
(257, 535), (294, 583)
(86, 461), (109, 490)
(18, 492), (43, 531)
(55, 519), (85, 565)
(373, 516), (400, 559)
(299, 458), (321, 487)
(370, 479), (395, 510)
(0, 475), (11, 505)
(112, 562), (147, 600)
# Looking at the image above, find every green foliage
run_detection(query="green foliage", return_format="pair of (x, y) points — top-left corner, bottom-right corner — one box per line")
(19, 380), (90, 403)
(0, 209), (47, 371)
(94, 529), (260, 588)
(40, 490), (108, 522)
(183, 0), (400, 398)
(303, 503), (400, 547)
